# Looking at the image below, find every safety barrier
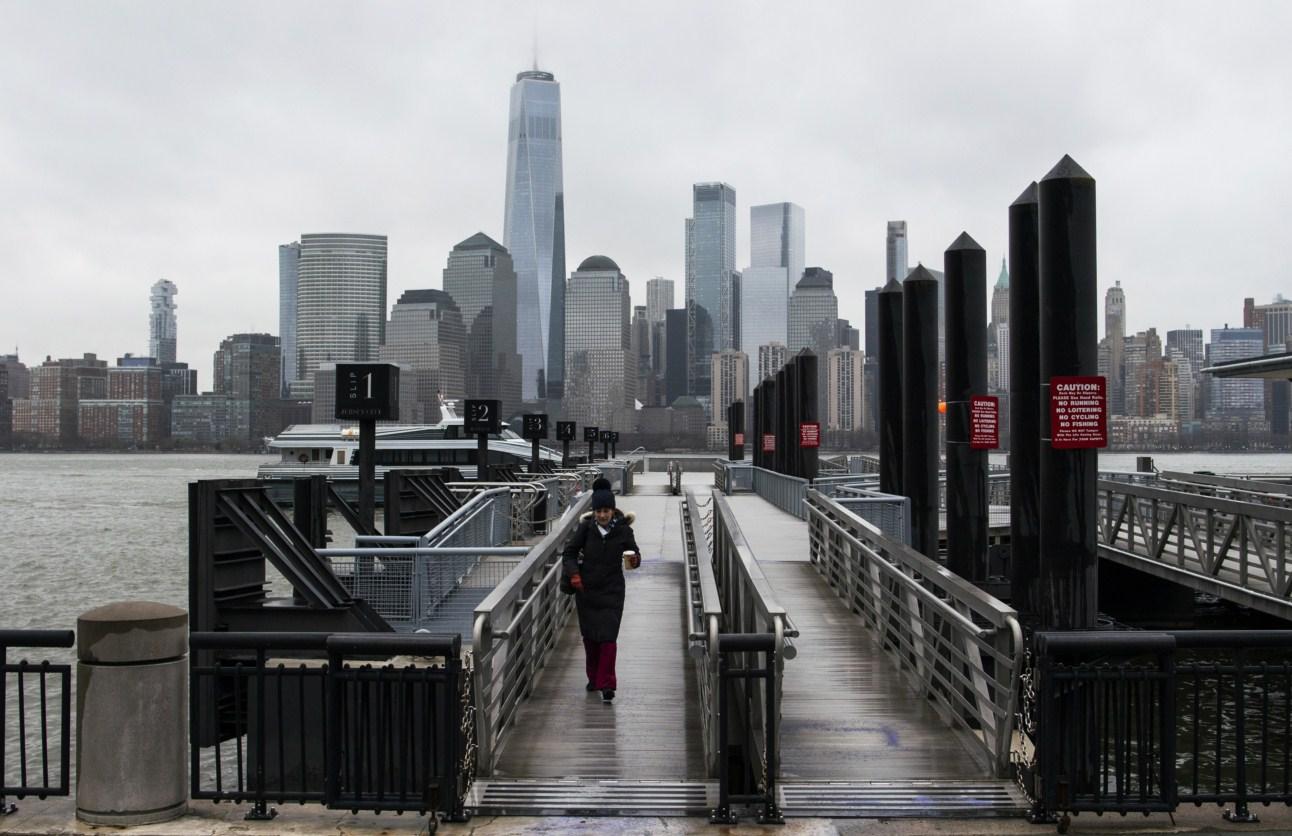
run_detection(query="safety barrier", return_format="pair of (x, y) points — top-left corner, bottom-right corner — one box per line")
(321, 488), (517, 631)
(471, 492), (593, 775)
(804, 489), (1023, 777)
(710, 492), (795, 820)
(1025, 630), (1292, 824)
(750, 466), (809, 519)
(189, 631), (470, 821)
(680, 491), (722, 776)
(0, 630), (74, 815)
(712, 460), (753, 494)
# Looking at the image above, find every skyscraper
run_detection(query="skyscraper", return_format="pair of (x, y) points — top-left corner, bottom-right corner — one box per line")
(442, 233), (521, 415)
(292, 233), (388, 400)
(758, 342), (788, 383)
(379, 289), (466, 422)
(564, 256), (633, 429)
(1105, 281), (1126, 415)
(710, 350), (748, 430)
(213, 333), (282, 442)
(665, 309), (689, 406)
(686, 182), (738, 398)
(1207, 327), (1265, 419)
(988, 259), (1010, 393)
(826, 347), (864, 432)
(278, 243), (300, 397)
(503, 69), (566, 400)
(750, 202), (805, 287)
(149, 279), (178, 364)
(788, 268), (839, 355)
(646, 278), (674, 325)
(885, 221), (908, 285)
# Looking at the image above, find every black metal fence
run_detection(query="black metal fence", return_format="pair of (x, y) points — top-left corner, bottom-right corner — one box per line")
(710, 633), (783, 826)
(189, 632), (470, 822)
(1, 630), (75, 814)
(1029, 630), (1292, 823)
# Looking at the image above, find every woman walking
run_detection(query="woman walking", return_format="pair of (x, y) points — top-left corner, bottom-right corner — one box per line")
(562, 477), (640, 702)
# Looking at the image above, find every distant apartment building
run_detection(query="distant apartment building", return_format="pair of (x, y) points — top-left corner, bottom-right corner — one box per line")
(826, 348), (864, 432)
(213, 333), (283, 442)
(563, 256), (634, 430)
(78, 364), (167, 446)
(12, 354), (107, 447)
(0, 365), (11, 449)
(758, 342), (788, 383)
(710, 350), (749, 428)
(278, 242), (300, 396)
(1207, 327), (1265, 419)
(664, 308), (689, 406)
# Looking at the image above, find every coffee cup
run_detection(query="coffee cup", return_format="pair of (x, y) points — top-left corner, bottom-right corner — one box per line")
(622, 550), (640, 570)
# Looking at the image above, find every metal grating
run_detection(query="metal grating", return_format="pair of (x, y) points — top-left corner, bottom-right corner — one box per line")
(469, 780), (713, 817)
(778, 781), (1027, 818)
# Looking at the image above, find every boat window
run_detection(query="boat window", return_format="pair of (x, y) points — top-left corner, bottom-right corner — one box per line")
(336, 450), (346, 465)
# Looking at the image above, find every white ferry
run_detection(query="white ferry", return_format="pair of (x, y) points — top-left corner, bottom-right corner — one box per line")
(257, 401), (565, 481)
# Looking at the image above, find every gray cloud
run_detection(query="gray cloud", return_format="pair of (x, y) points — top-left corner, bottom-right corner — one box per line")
(2, 1), (1290, 373)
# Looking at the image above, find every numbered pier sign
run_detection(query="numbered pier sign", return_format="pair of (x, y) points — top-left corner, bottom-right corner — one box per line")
(335, 363), (400, 421)
(464, 399), (501, 436)
(522, 413), (549, 440)
(556, 421), (577, 442)
(584, 426), (600, 442)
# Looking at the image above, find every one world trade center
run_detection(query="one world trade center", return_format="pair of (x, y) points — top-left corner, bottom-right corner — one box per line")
(503, 69), (566, 401)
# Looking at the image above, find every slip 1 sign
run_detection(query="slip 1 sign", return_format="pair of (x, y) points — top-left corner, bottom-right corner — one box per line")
(969, 395), (999, 450)
(762, 433), (775, 453)
(799, 422), (820, 449)
(1050, 375), (1107, 449)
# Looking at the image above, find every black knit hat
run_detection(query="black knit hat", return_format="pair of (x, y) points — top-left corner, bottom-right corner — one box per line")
(591, 488), (616, 510)
(592, 477), (612, 492)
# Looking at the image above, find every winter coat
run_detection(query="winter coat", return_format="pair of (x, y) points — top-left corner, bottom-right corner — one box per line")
(561, 509), (639, 643)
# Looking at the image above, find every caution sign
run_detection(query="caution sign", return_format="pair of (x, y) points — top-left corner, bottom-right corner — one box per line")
(1050, 376), (1107, 449)
(734, 432), (745, 446)
(762, 433), (776, 453)
(970, 395), (999, 450)
(799, 422), (821, 449)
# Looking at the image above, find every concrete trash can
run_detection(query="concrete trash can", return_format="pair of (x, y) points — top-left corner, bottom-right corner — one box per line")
(76, 601), (188, 825)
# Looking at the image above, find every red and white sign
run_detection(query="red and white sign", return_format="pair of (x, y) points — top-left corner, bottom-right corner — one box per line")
(762, 433), (776, 453)
(734, 432), (745, 446)
(1050, 375), (1107, 449)
(799, 422), (821, 449)
(970, 395), (999, 450)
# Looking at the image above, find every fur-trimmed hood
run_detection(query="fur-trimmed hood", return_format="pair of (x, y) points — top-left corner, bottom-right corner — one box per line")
(580, 509), (636, 525)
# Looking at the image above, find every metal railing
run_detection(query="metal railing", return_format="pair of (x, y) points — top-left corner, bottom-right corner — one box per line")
(1, 630), (74, 815)
(471, 492), (592, 775)
(596, 461), (634, 495)
(804, 489), (1023, 777)
(712, 460), (752, 494)
(1098, 477), (1292, 615)
(710, 634), (783, 826)
(1026, 630), (1292, 823)
(189, 631), (470, 821)
(710, 492), (795, 805)
(681, 491), (722, 776)
(750, 466), (809, 519)
(322, 488), (516, 631)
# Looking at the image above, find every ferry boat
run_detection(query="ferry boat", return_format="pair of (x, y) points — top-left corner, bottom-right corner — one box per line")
(257, 400), (565, 482)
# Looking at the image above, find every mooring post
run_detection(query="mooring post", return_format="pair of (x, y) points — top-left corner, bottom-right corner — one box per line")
(775, 366), (789, 475)
(729, 400), (745, 461)
(1038, 156), (1099, 631)
(796, 351), (819, 482)
(1009, 182), (1042, 618)
(878, 276), (905, 495)
(903, 266), (940, 558)
(945, 233), (989, 581)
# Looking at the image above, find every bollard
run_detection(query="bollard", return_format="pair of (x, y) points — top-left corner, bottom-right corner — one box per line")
(945, 232), (989, 582)
(903, 266), (940, 558)
(76, 602), (188, 825)
(1009, 182), (1041, 617)
(878, 276), (905, 495)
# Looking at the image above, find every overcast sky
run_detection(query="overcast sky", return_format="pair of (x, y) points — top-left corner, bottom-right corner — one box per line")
(3, 1), (1290, 374)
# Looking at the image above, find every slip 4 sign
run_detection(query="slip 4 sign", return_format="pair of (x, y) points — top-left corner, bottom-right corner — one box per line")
(1050, 376), (1107, 449)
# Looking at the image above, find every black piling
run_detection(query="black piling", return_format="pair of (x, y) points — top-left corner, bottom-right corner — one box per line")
(728, 401), (745, 461)
(878, 277), (905, 495)
(796, 352), (819, 481)
(1038, 155), (1099, 631)
(1009, 182), (1041, 617)
(944, 233), (988, 581)
(903, 266), (940, 558)
(775, 366), (789, 475)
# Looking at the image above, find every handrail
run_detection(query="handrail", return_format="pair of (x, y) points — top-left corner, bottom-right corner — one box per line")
(681, 490), (722, 777)
(750, 466), (809, 519)
(471, 492), (592, 775)
(0, 630), (75, 813)
(805, 488), (1022, 777)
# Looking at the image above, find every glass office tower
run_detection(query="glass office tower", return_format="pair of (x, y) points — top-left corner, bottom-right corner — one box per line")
(503, 69), (566, 400)
(686, 182), (737, 397)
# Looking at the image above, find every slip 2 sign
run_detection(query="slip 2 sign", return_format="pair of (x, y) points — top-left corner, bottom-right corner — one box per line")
(1050, 375), (1107, 449)
(970, 395), (999, 450)
(799, 422), (820, 449)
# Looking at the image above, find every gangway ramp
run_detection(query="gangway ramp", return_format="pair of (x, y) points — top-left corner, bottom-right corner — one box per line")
(482, 473), (708, 793)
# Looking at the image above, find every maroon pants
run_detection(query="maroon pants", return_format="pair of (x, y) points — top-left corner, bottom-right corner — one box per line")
(583, 639), (617, 690)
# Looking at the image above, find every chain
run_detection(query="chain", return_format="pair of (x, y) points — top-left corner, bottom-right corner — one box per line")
(458, 650), (478, 792)
(1010, 647), (1039, 807)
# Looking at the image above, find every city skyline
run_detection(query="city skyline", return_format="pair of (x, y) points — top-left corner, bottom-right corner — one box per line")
(3, 3), (1291, 368)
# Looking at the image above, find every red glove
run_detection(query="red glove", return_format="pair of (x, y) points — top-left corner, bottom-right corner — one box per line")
(570, 573), (584, 593)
